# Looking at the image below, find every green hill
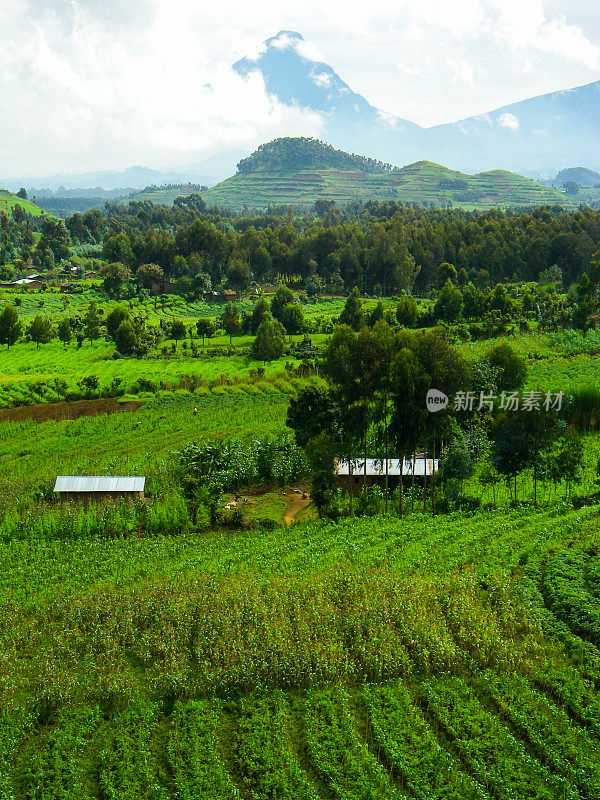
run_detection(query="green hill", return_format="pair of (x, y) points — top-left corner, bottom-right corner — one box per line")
(0, 189), (44, 217)
(124, 183), (208, 205)
(554, 167), (600, 187)
(201, 138), (585, 211)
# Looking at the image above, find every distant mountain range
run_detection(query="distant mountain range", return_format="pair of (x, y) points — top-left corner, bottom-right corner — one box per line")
(235, 31), (600, 178)
(1, 30), (598, 195)
(1, 152), (244, 195)
(202, 137), (598, 211)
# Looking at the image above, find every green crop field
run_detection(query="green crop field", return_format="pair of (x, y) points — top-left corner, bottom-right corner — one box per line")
(202, 160), (589, 211)
(0, 189), (44, 217)
(0, 290), (398, 411)
(1, 499), (600, 798)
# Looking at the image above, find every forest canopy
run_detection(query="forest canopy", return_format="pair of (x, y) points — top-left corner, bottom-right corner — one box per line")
(236, 137), (396, 175)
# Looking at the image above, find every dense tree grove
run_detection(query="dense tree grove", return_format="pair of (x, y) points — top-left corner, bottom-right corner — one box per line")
(236, 137), (396, 174)
(55, 202), (600, 298)
(287, 322), (587, 517)
(4, 190), (599, 300)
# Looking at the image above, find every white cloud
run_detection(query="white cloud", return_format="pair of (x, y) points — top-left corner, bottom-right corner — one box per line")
(377, 109), (400, 128)
(270, 32), (298, 50)
(0, 0), (598, 176)
(540, 14), (599, 69)
(266, 30), (322, 61)
(447, 57), (475, 87)
(0, 1), (325, 178)
(498, 112), (520, 130)
(310, 69), (332, 88)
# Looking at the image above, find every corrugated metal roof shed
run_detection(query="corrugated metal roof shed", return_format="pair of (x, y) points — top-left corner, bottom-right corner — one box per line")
(53, 476), (146, 493)
(335, 458), (439, 477)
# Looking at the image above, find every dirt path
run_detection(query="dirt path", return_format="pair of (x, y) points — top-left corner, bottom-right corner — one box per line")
(283, 489), (311, 525)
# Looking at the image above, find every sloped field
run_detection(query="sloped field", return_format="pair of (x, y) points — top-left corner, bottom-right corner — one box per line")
(202, 161), (581, 211)
(0, 189), (44, 217)
(1, 504), (599, 797)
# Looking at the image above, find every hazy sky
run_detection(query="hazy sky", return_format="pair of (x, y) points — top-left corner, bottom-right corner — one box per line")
(1, 0), (598, 177)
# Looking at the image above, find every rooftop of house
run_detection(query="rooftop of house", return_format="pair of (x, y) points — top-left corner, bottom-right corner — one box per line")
(53, 476), (146, 493)
(335, 457), (439, 477)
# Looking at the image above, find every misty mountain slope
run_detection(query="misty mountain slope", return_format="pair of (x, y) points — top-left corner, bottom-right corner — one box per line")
(202, 138), (581, 211)
(424, 80), (600, 175)
(2, 151), (245, 195)
(234, 31), (420, 131)
(234, 31), (420, 158)
(235, 31), (600, 176)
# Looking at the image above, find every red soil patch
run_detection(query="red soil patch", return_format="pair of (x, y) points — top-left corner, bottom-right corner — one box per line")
(0, 398), (143, 424)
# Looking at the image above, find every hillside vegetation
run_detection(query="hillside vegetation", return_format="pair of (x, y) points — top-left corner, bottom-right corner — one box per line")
(237, 137), (396, 174)
(202, 138), (589, 211)
(0, 189), (44, 217)
(3, 176), (600, 797)
(124, 182), (208, 205)
(554, 167), (600, 187)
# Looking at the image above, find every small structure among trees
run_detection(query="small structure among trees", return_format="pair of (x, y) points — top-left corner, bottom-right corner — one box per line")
(53, 476), (146, 502)
(334, 457), (439, 495)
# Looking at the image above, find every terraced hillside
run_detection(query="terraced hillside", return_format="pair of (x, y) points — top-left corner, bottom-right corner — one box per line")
(1, 502), (600, 798)
(0, 189), (44, 217)
(202, 142), (584, 211)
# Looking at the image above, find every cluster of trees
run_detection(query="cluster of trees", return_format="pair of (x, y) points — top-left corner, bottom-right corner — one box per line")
(199, 286), (307, 361)
(0, 209), (36, 277)
(7, 192), (598, 306)
(176, 435), (305, 523)
(0, 286), (309, 361)
(52, 199), (599, 299)
(287, 314), (584, 517)
(236, 137), (396, 175)
(430, 256), (600, 332)
(3, 162), (600, 302)
(0, 301), (161, 356)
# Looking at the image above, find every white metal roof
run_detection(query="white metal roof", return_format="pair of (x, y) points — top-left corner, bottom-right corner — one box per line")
(53, 476), (146, 493)
(335, 458), (439, 477)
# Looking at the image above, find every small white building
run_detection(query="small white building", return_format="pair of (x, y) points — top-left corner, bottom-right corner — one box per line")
(334, 457), (439, 494)
(53, 475), (146, 502)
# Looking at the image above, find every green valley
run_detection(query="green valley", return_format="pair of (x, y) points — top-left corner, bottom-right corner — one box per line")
(1, 146), (600, 799)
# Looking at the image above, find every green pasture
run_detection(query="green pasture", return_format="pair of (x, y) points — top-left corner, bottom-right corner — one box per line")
(461, 330), (600, 390)
(0, 290), (398, 410)
(124, 185), (208, 204)
(0, 288), (392, 325)
(0, 336), (319, 410)
(0, 189), (44, 217)
(0, 392), (289, 496)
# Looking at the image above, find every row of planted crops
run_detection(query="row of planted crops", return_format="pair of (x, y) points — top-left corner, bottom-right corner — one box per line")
(2, 666), (600, 800)
(1, 505), (599, 798)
